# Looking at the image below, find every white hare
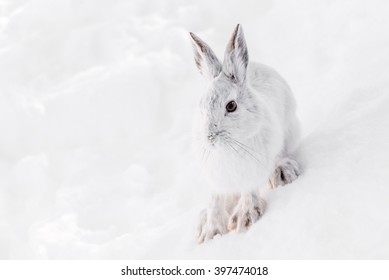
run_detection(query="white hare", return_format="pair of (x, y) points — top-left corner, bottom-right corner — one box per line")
(190, 24), (301, 243)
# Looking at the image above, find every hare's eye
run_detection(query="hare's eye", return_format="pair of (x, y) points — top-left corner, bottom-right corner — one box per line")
(226, 100), (237, 113)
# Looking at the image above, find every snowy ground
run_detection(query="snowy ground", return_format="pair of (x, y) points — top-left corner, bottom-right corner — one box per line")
(0, 0), (389, 259)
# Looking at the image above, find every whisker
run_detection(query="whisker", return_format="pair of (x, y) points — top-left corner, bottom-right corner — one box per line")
(201, 146), (211, 164)
(224, 136), (265, 166)
(230, 138), (256, 153)
(201, 147), (207, 162)
(226, 141), (240, 157)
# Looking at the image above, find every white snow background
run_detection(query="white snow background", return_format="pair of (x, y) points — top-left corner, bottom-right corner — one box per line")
(0, 0), (388, 259)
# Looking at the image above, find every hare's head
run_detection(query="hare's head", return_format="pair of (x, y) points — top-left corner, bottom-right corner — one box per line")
(190, 25), (260, 149)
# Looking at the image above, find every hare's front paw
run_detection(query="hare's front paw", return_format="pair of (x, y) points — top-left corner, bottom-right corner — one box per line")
(270, 158), (301, 188)
(197, 208), (229, 244)
(228, 194), (266, 233)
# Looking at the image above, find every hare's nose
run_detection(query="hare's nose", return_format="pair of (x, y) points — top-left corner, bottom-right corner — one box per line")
(207, 131), (219, 144)
(208, 134), (216, 142)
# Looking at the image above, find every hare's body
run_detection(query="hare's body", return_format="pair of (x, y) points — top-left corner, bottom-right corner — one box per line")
(194, 62), (300, 193)
(190, 25), (301, 243)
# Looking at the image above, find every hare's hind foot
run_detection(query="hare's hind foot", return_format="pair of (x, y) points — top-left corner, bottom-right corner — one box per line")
(197, 195), (231, 244)
(228, 193), (266, 233)
(270, 157), (301, 188)
(197, 208), (229, 244)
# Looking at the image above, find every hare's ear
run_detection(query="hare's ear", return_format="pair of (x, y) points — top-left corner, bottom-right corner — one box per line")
(189, 32), (222, 80)
(223, 24), (249, 84)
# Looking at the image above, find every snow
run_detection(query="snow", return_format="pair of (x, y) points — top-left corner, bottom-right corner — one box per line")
(0, 0), (389, 259)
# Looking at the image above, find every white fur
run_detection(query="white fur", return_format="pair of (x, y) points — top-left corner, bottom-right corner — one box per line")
(190, 25), (300, 242)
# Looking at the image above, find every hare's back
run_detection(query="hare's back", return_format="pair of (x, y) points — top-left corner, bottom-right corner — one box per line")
(248, 62), (300, 153)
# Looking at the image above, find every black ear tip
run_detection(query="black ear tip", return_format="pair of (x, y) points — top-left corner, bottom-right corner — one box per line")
(231, 24), (242, 38)
(189, 32), (196, 40)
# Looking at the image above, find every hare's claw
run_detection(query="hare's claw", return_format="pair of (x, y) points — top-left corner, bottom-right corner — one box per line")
(270, 158), (300, 188)
(228, 193), (266, 233)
